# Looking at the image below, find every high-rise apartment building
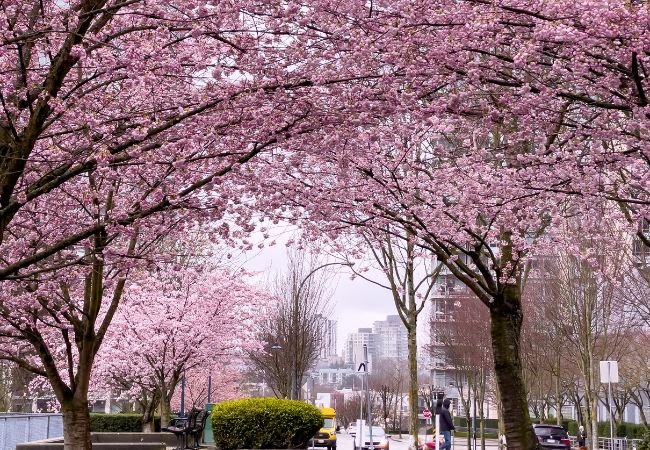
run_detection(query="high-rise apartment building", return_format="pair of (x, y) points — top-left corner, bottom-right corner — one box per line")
(373, 315), (408, 360)
(344, 328), (376, 366)
(315, 314), (337, 359)
(429, 267), (466, 389)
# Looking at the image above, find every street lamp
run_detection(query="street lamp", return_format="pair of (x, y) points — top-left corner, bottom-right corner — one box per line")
(290, 261), (354, 400)
(269, 342), (283, 397)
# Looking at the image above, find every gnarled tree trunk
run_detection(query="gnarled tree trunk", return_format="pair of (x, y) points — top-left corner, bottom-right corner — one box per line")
(61, 396), (92, 450)
(140, 390), (160, 432)
(490, 285), (535, 450)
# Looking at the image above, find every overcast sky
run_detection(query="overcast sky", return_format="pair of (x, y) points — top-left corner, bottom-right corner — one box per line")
(238, 227), (430, 355)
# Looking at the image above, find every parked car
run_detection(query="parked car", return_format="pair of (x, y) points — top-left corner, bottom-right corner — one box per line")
(354, 426), (389, 450)
(533, 424), (571, 450)
(347, 423), (357, 436)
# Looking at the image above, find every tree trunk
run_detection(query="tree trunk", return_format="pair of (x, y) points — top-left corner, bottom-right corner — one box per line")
(489, 286), (535, 450)
(466, 409), (471, 450)
(399, 393), (404, 439)
(555, 361), (562, 426)
(141, 391), (160, 433)
(160, 388), (172, 429)
(61, 397), (92, 450)
(480, 417), (485, 450)
(582, 346), (598, 450)
(496, 384), (505, 437)
(407, 324), (419, 450)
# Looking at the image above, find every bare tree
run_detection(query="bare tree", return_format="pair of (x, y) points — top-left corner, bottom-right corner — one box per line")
(370, 358), (404, 432)
(337, 394), (363, 429)
(528, 237), (632, 450)
(249, 250), (332, 399)
(432, 291), (492, 450)
(346, 224), (441, 449)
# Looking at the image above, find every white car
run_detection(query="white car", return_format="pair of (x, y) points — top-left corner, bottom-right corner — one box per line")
(347, 423), (357, 436)
(354, 426), (389, 450)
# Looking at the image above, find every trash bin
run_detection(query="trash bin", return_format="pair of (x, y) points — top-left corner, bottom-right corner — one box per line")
(203, 403), (216, 444)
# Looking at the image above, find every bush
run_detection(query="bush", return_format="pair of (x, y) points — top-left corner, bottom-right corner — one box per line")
(89, 413), (161, 432)
(212, 398), (323, 449)
(453, 417), (499, 430)
(637, 432), (650, 450)
(453, 431), (499, 439)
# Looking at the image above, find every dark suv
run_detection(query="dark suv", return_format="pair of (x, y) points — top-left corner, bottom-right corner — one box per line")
(533, 424), (571, 450)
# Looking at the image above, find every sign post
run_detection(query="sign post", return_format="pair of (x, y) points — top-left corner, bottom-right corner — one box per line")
(423, 409), (432, 447)
(435, 413), (440, 450)
(600, 361), (619, 450)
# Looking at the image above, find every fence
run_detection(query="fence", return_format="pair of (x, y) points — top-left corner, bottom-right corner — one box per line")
(596, 437), (643, 450)
(0, 414), (63, 450)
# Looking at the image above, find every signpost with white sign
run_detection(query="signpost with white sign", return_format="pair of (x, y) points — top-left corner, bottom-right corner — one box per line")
(600, 361), (619, 450)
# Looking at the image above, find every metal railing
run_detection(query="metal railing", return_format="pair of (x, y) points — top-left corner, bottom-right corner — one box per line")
(0, 414), (63, 450)
(596, 437), (643, 450)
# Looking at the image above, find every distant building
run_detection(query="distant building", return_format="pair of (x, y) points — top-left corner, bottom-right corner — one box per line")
(344, 328), (377, 366)
(315, 314), (337, 360)
(429, 268), (463, 389)
(373, 315), (408, 360)
(314, 367), (355, 386)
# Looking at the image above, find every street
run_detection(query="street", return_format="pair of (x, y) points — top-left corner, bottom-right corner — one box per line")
(315, 431), (502, 450)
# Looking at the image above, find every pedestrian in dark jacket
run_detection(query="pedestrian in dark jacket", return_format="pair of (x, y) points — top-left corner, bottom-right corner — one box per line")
(439, 399), (455, 450)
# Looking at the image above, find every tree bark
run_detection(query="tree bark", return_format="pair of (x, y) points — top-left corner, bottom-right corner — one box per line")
(140, 390), (160, 432)
(160, 393), (172, 429)
(466, 408), (471, 450)
(489, 285), (535, 450)
(407, 323), (419, 450)
(61, 397), (92, 450)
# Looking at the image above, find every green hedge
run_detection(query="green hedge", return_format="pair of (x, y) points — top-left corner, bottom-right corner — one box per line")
(453, 431), (499, 439)
(637, 432), (650, 450)
(212, 398), (323, 449)
(530, 418), (647, 438)
(611, 422), (647, 439)
(453, 417), (499, 430)
(89, 413), (161, 432)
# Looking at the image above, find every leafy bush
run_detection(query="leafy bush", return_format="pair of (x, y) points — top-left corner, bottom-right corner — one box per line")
(637, 432), (650, 450)
(89, 413), (161, 432)
(212, 398), (323, 449)
(593, 421), (648, 438)
(453, 417), (499, 430)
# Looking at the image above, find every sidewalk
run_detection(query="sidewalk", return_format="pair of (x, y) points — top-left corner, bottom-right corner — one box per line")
(390, 435), (501, 449)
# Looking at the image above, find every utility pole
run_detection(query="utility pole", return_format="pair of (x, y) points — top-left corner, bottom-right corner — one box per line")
(365, 344), (374, 450)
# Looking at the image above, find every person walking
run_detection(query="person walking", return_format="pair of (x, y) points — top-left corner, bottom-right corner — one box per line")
(439, 399), (455, 450)
(578, 425), (587, 450)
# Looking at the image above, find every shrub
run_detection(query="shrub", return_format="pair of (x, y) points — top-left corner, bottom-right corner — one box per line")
(637, 431), (650, 450)
(452, 417), (499, 430)
(89, 413), (161, 432)
(212, 398), (323, 449)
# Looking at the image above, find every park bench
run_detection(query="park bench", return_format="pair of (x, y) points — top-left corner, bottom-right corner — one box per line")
(163, 407), (209, 450)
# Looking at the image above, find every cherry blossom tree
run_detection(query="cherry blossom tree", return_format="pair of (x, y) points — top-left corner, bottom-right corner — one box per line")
(258, 0), (649, 436)
(2, 3), (648, 450)
(0, 2), (338, 448)
(95, 266), (266, 429)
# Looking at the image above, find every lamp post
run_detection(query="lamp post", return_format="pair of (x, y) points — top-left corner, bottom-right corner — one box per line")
(290, 261), (354, 400)
(207, 373), (212, 404)
(180, 371), (186, 418)
(270, 342), (282, 397)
